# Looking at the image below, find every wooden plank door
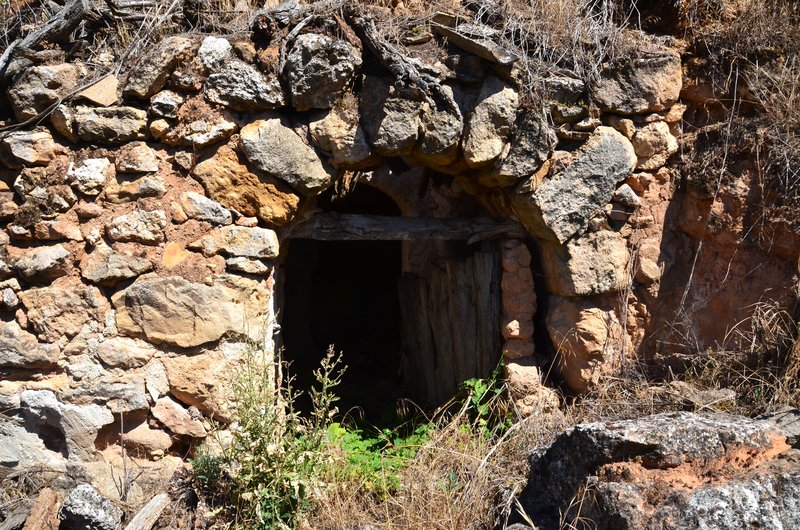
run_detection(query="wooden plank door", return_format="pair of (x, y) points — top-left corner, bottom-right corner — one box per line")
(398, 242), (502, 407)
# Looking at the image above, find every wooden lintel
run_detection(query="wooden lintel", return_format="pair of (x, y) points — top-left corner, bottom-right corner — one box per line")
(284, 214), (528, 242)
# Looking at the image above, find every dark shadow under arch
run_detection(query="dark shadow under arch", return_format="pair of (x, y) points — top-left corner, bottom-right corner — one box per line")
(281, 185), (407, 423)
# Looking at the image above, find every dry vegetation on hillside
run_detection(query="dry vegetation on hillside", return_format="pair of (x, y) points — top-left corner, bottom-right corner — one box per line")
(0, 1), (799, 528)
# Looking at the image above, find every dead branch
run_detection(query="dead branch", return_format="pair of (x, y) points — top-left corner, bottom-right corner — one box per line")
(0, 0), (89, 80)
(340, 2), (462, 118)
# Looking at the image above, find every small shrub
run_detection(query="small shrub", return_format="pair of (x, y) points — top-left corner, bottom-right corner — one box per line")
(461, 361), (513, 438)
(191, 344), (345, 529)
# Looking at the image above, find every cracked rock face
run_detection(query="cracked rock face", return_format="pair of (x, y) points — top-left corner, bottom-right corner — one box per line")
(463, 75), (519, 167)
(59, 484), (123, 530)
(284, 33), (362, 111)
(591, 51), (682, 115)
(112, 274), (269, 348)
(239, 117), (336, 196)
(7, 63), (84, 122)
(517, 411), (800, 530)
(0, 320), (60, 369)
(192, 142), (300, 225)
(513, 126), (637, 243)
(359, 76), (422, 157)
(205, 60), (285, 111)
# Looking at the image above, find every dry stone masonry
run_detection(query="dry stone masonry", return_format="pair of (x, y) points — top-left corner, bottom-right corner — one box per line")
(0, 1), (797, 514)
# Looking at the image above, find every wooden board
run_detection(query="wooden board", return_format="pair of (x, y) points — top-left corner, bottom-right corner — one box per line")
(398, 243), (501, 406)
(286, 214), (527, 242)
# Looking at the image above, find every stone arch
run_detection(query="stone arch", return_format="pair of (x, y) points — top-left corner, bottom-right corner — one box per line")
(276, 162), (544, 411)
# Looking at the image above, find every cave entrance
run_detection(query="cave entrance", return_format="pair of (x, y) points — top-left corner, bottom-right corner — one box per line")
(281, 184), (522, 422)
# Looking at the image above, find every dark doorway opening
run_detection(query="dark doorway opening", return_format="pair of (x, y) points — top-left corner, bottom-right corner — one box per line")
(281, 186), (406, 423)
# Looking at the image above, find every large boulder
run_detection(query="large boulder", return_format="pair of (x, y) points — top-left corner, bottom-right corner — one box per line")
(359, 76), (421, 157)
(179, 191), (232, 225)
(631, 120), (678, 170)
(12, 244), (71, 283)
(112, 274), (269, 348)
(197, 36), (232, 71)
(122, 422), (173, 457)
(106, 209), (167, 245)
(21, 390), (113, 461)
(188, 225), (279, 258)
(114, 141), (159, 173)
(239, 117), (335, 196)
(205, 60), (284, 111)
(8, 63), (85, 121)
(463, 75), (519, 167)
(484, 113), (556, 187)
(0, 320), (60, 369)
(540, 230), (630, 296)
(162, 349), (240, 423)
(94, 336), (155, 369)
(284, 33), (362, 111)
(80, 243), (153, 286)
(105, 175), (166, 203)
(0, 128), (60, 169)
(546, 296), (627, 393)
(152, 396), (206, 438)
(413, 88), (463, 167)
(123, 35), (196, 99)
(309, 106), (378, 170)
(59, 484), (123, 530)
(74, 106), (148, 145)
(67, 158), (114, 196)
(192, 143), (300, 226)
(18, 278), (110, 343)
(517, 412), (800, 530)
(513, 127), (636, 244)
(64, 373), (149, 414)
(0, 420), (65, 472)
(591, 50), (682, 115)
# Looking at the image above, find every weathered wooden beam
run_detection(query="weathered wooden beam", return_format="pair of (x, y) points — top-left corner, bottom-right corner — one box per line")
(0, 0), (89, 80)
(21, 488), (59, 530)
(285, 214), (528, 241)
(123, 493), (170, 530)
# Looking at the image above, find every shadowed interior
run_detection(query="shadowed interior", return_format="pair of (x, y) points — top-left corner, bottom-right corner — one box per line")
(281, 186), (407, 423)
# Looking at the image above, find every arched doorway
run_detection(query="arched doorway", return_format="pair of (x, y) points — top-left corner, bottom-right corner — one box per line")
(281, 186), (405, 422)
(280, 179), (522, 421)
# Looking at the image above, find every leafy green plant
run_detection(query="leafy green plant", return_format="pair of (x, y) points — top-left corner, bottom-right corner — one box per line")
(326, 420), (433, 497)
(461, 361), (513, 438)
(191, 450), (228, 504)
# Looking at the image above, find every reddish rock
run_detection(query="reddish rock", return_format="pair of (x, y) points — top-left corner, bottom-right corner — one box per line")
(547, 296), (629, 393)
(152, 396), (206, 438)
(162, 351), (239, 423)
(123, 421), (173, 457)
(192, 143), (300, 226)
(18, 278), (110, 343)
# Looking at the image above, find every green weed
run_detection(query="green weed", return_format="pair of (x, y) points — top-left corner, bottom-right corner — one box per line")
(462, 361), (513, 438)
(326, 421), (433, 497)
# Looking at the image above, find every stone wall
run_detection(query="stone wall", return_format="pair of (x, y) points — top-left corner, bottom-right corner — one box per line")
(0, 4), (797, 491)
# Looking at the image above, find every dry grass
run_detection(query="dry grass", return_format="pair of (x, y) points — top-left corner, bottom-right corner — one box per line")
(303, 343), (800, 530)
(306, 397), (570, 530)
(680, 298), (800, 416)
(678, 0), (800, 219)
